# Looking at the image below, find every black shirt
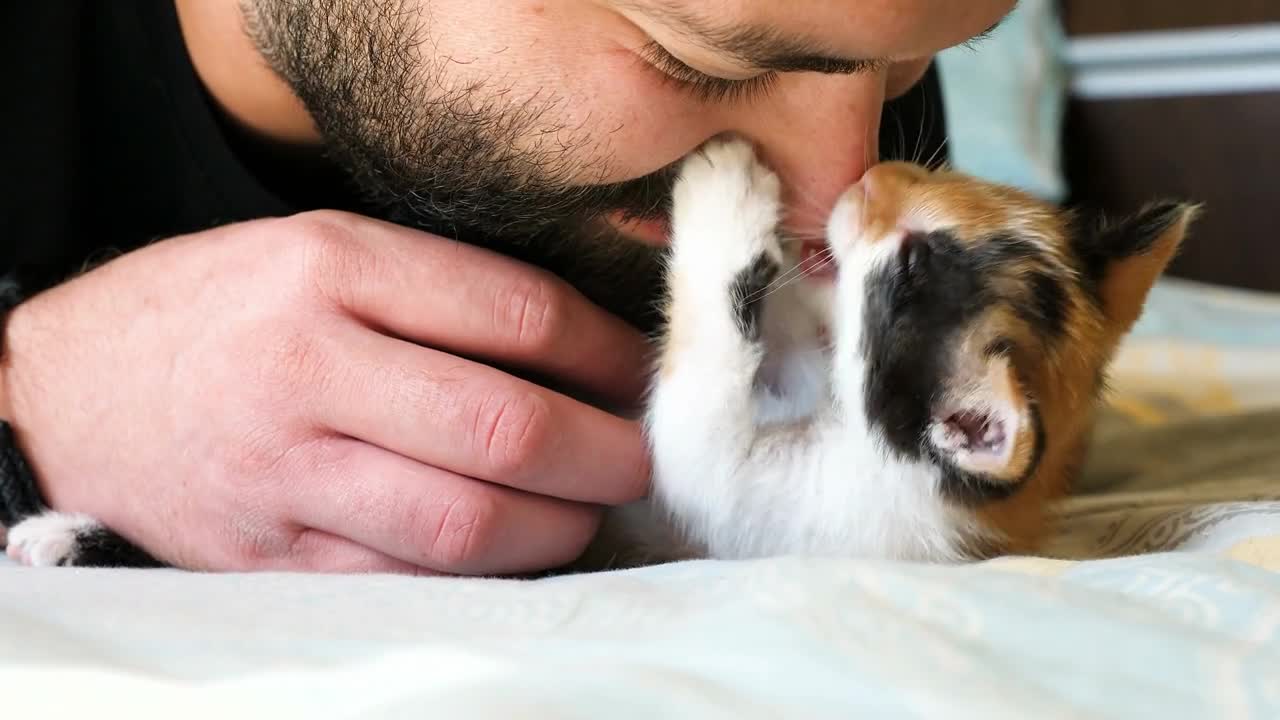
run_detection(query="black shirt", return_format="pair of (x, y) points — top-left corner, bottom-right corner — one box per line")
(1, 2), (947, 299)
(2, 2), (351, 296)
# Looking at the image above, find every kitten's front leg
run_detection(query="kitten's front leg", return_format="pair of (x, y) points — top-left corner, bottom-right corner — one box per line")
(644, 138), (784, 533)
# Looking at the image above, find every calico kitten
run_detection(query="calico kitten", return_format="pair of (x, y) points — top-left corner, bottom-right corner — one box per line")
(3, 137), (1196, 570)
(583, 137), (1198, 568)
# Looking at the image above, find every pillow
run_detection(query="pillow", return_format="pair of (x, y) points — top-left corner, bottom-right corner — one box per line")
(934, 0), (1069, 202)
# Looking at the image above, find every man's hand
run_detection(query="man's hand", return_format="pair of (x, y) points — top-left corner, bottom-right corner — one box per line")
(0, 211), (652, 574)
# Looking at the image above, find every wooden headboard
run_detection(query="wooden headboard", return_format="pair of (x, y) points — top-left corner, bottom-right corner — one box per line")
(1058, 2), (1280, 292)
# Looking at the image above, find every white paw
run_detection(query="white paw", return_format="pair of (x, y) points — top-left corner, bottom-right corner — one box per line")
(678, 136), (781, 200)
(5, 512), (96, 567)
(671, 136), (783, 271)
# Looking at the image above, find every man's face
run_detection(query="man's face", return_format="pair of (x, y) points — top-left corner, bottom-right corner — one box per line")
(245, 0), (1015, 246)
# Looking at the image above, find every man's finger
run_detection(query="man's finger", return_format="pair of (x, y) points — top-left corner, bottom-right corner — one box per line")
(298, 211), (652, 408)
(265, 528), (443, 576)
(289, 437), (603, 575)
(315, 323), (651, 506)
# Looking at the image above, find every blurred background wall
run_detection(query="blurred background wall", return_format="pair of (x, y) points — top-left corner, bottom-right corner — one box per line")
(936, 1), (1280, 293)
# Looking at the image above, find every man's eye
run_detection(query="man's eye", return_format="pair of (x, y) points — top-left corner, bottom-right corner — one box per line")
(638, 42), (778, 103)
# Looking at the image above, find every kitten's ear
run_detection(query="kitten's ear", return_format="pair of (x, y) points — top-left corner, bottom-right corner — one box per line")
(928, 351), (1042, 491)
(1079, 201), (1201, 332)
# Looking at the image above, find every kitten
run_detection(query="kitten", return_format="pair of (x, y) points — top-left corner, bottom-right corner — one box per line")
(580, 137), (1197, 569)
(2, 137), (1197, 570)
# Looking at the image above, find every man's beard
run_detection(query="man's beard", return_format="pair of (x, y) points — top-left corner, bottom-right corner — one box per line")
(237, 0), (950, 332)
(240, 0), (673, 330)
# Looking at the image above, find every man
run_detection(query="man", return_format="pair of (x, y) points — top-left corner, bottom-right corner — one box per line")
(0, 0), (1016, 575)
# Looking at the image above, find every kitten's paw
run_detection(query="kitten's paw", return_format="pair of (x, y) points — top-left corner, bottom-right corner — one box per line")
(5, 512), (99, 567)
(672, 136), (783, 270)
(679, 136), (781, 205)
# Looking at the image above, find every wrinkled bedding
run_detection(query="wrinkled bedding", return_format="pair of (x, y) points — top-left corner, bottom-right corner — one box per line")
(2, 277), (1279, 718)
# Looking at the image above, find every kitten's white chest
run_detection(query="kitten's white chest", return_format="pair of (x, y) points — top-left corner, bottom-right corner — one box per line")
(754, 283), (832, 426)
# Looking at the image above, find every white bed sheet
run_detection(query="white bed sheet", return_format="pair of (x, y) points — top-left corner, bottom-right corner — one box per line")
(3, 277), (1280, 719)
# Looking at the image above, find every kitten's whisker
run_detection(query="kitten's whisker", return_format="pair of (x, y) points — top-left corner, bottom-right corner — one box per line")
(856, 174), (871, 240)
(894, 108), (908, 165)
(917, 87), (935, 166)
(740, 251), (829, 303)
(761, 249), (840, 300)
(910, 100), (927, 166)
(740, 252), (817, 300)
(738, 257), (826, 307)
(735, 245), (836, 306)
(923, 137), (950, 171)
(865, 119), (876, 172)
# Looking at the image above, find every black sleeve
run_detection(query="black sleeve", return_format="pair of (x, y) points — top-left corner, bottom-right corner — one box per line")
(880, 62), (950, 170)
(0, 3), (292, 298)
(1, 3), (96, 295)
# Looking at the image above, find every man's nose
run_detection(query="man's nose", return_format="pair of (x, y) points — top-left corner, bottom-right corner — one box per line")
(733, 74), (887, 234)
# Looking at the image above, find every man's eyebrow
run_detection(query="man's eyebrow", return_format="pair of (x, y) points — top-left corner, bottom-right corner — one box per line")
(620, 2), (885, 75)
(621, 2), (1015, 75)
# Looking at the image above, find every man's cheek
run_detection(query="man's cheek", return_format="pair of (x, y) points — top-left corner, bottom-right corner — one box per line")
(561, 76), (717, 185)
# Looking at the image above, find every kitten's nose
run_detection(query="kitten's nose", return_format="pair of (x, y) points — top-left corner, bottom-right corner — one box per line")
(830, 162), (923, 250)
(839, 165), (896, 224)
(855, 166), (882, 200)
(854, 162), (921, 200)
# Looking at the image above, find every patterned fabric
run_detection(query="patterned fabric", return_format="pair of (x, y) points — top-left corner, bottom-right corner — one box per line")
(1, 278), (1279, 717)
(1045, 278), (1280, 563)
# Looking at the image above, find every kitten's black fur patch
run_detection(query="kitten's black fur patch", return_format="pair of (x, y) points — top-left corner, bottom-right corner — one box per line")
(978, 233), (1042, 265)
(937, 466), (1020, 504)
(861, 229), (1058, 502)
(729, 252), (780, 341)
(1023, 270), (1067, 339)
(862, 231), (994, 459)
(65, 526), (164, 568)
(966, 233), (1067, 340)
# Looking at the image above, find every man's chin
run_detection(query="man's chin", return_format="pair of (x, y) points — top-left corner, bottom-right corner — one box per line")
(603, 210), (671, 247)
